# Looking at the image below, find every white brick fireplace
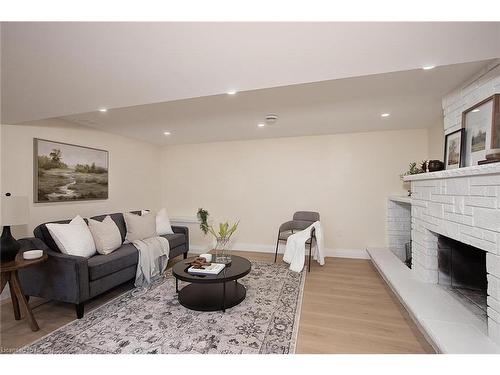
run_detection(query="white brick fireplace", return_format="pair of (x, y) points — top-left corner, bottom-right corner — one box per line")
(405, 164), (500, 345)
(369, 60), (500, 352)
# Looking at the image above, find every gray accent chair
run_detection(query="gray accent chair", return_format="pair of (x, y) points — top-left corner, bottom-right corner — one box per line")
(274, 211), (320, 272)
(18, 211), (189, 319)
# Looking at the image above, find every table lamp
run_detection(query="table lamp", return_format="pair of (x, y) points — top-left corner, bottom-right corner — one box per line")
(1, 193), (29, 262)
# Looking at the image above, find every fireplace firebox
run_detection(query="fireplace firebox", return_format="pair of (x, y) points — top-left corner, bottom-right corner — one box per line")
(437, 235), (487, 318)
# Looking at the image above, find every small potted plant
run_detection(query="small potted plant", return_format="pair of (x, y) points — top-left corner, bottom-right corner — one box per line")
(197, 208), (239, 264)
(400, 162), (424, 196)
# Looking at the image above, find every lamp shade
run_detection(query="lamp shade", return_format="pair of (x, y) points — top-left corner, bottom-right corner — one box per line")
(1, 195), (29, 226)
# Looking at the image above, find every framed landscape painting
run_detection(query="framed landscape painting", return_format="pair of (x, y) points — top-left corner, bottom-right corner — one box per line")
(462, 94), (499, 166)
(444, 129), (463, 170)
(34, 138), (109, 202)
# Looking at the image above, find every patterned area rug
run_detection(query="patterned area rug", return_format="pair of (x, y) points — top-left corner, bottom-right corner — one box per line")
(18, 260), (305, 354)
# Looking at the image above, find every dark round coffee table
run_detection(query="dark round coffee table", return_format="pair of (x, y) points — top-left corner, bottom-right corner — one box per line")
(172, 255), (251, 312)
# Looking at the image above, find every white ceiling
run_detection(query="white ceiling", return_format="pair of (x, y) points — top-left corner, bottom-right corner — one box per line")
(2, 22), (500, 124)
(56, 60), (493, 145)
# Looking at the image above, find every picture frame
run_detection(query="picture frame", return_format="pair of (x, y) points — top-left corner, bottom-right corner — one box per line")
(444, 128), (464, 170)
(461, 94), (500, 167)
(34, 138), (109, 203)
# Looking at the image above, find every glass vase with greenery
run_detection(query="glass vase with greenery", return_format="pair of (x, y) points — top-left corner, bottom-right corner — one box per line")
(197, 208), (239, 264)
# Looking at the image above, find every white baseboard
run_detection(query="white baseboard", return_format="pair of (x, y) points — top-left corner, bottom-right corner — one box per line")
(328, 248), (370, 259)
(188, 242), (369, 259)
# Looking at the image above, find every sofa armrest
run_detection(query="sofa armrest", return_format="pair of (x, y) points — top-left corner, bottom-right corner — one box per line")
(17, 237), (90, 304)
(171, 226), (189, 252)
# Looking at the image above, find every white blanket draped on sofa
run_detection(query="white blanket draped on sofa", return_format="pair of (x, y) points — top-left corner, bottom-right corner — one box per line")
(133, 236), (170, 287)
(283, 221), (325, 272)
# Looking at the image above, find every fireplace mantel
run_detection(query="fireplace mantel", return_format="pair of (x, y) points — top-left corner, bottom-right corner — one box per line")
(403, 163), (500, 182)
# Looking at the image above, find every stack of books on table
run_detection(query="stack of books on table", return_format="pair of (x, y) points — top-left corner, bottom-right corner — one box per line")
(187, 263), (225, 275)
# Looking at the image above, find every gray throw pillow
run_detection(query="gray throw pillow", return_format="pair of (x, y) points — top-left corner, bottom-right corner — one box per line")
(123, 212), (157, 243)
(88, 215), (123, 255)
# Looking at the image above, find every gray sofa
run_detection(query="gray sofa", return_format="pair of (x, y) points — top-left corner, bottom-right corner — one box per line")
(18, 211), (189, 319)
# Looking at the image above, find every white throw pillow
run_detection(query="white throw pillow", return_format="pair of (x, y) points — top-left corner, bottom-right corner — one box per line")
(88, 216), (123, 255)
(141, 208), (174, 235)
(124, 212), (156, 242)
(46, 215), (96, 258)
(155, 208), (174, 235)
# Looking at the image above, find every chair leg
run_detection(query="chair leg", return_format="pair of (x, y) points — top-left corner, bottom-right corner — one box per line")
(274, 237), (280, 263)
(183, 252), (188, 259)
(308, 238), (313, 272)
(75, 303), (84, 319)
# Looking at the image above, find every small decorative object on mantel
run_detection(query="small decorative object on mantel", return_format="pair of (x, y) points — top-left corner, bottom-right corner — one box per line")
(421, 160), (444, 173)
(401, 162), (424, 178)
(462, 94), (500, 167)
(197, 208), (239, 264)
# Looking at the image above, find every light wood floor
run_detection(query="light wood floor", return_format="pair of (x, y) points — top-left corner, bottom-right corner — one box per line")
(0, 252), (434, 354)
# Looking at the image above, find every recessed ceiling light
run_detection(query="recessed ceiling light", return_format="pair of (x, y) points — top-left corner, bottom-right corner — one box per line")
(257, 123), (265, 127)
(265, 114), (279, 124)
(227, 90), (237, 95)
(98, 108), (107, 112)
(422, 65), (435, 70)
(163, 131), (171, 136)
(381, 113), (391, 118)
(472, 109), (480, 113)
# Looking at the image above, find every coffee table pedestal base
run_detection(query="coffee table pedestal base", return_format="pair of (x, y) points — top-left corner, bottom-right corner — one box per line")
(178, 281), (246, 312)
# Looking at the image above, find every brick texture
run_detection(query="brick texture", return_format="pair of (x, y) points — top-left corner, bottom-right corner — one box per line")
(412, 174), (500, 345)
(387, 199), (411, 261)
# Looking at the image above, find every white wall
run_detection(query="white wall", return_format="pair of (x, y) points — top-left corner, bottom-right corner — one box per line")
(1, 119), (163, 238)
(427, 121), (445, 161)
(0, 120), (431, 302)
(161, 129), (429, 256)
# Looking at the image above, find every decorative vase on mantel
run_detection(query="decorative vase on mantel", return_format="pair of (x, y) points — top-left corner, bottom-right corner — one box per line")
(214, 237), (231, 264)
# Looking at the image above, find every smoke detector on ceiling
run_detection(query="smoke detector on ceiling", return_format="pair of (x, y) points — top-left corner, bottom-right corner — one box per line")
(265, 114), (278, 124)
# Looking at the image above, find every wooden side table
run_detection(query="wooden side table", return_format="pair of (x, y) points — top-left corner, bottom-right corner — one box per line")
(0, 252), (48, 331)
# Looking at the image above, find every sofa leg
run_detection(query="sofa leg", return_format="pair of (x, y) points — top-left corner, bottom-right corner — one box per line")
(75, 303), (84, 319)
(183, 252), (188, 259)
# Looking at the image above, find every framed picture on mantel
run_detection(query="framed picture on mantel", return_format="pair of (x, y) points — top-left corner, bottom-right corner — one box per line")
(462, 94), (500, 167)
(444, 129), (463, 170)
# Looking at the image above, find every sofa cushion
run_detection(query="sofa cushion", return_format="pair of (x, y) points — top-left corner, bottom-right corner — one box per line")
(161, 233), (186, 249)
(87, 244), (138, 281)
